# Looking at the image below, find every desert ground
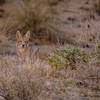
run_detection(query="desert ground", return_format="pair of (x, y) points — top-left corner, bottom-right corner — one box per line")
(0, 0), (100, 100)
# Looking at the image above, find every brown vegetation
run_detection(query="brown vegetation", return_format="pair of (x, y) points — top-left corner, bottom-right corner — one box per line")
(0, 0), (100, 100)
(0, 0), (70, 44)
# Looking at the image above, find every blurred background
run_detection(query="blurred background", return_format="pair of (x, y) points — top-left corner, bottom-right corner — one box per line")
(0, 0), (99, 46)
(0, 0), (71, 45)
(0, 0), (100, 100)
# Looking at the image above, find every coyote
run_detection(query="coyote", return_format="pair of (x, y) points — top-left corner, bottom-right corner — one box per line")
(16, 31), (55, 62)
(16, 31), (39, 61)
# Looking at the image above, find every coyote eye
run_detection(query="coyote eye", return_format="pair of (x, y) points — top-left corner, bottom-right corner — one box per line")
(25, 41), (28, 44)
(18, 41), (22, 44)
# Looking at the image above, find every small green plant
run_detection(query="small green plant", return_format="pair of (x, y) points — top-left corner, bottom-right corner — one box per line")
(48, 45), (88, 69)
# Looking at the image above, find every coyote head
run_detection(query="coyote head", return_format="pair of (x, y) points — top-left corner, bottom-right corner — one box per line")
(16, 31), (30, 55)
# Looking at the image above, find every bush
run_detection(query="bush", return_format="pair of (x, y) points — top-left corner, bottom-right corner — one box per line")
(48, 45), (88, 69)
(1, 0), (71, 44)
(2, 0), (64, 43)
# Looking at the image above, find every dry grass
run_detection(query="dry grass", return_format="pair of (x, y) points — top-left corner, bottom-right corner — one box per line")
(0, 57), (48, 100)
(0, 0), (70, 44)
(0, 41), (99, 100)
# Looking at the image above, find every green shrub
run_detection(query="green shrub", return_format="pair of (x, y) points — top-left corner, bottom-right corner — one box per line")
(48, 45), (88, 69)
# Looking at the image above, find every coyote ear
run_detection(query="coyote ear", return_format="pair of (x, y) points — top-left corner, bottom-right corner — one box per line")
(16, 31), (22, 40)
(24, 31), (30, 41)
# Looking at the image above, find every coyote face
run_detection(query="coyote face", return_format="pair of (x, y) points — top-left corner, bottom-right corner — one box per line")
(16, 31), (30, 56)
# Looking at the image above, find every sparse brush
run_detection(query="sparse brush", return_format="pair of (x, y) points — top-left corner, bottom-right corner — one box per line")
(48, 45), (88, 69)
(2, 0), (66, 43)
(1, 0), (71, 44)
(0, 62), (44, 100)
